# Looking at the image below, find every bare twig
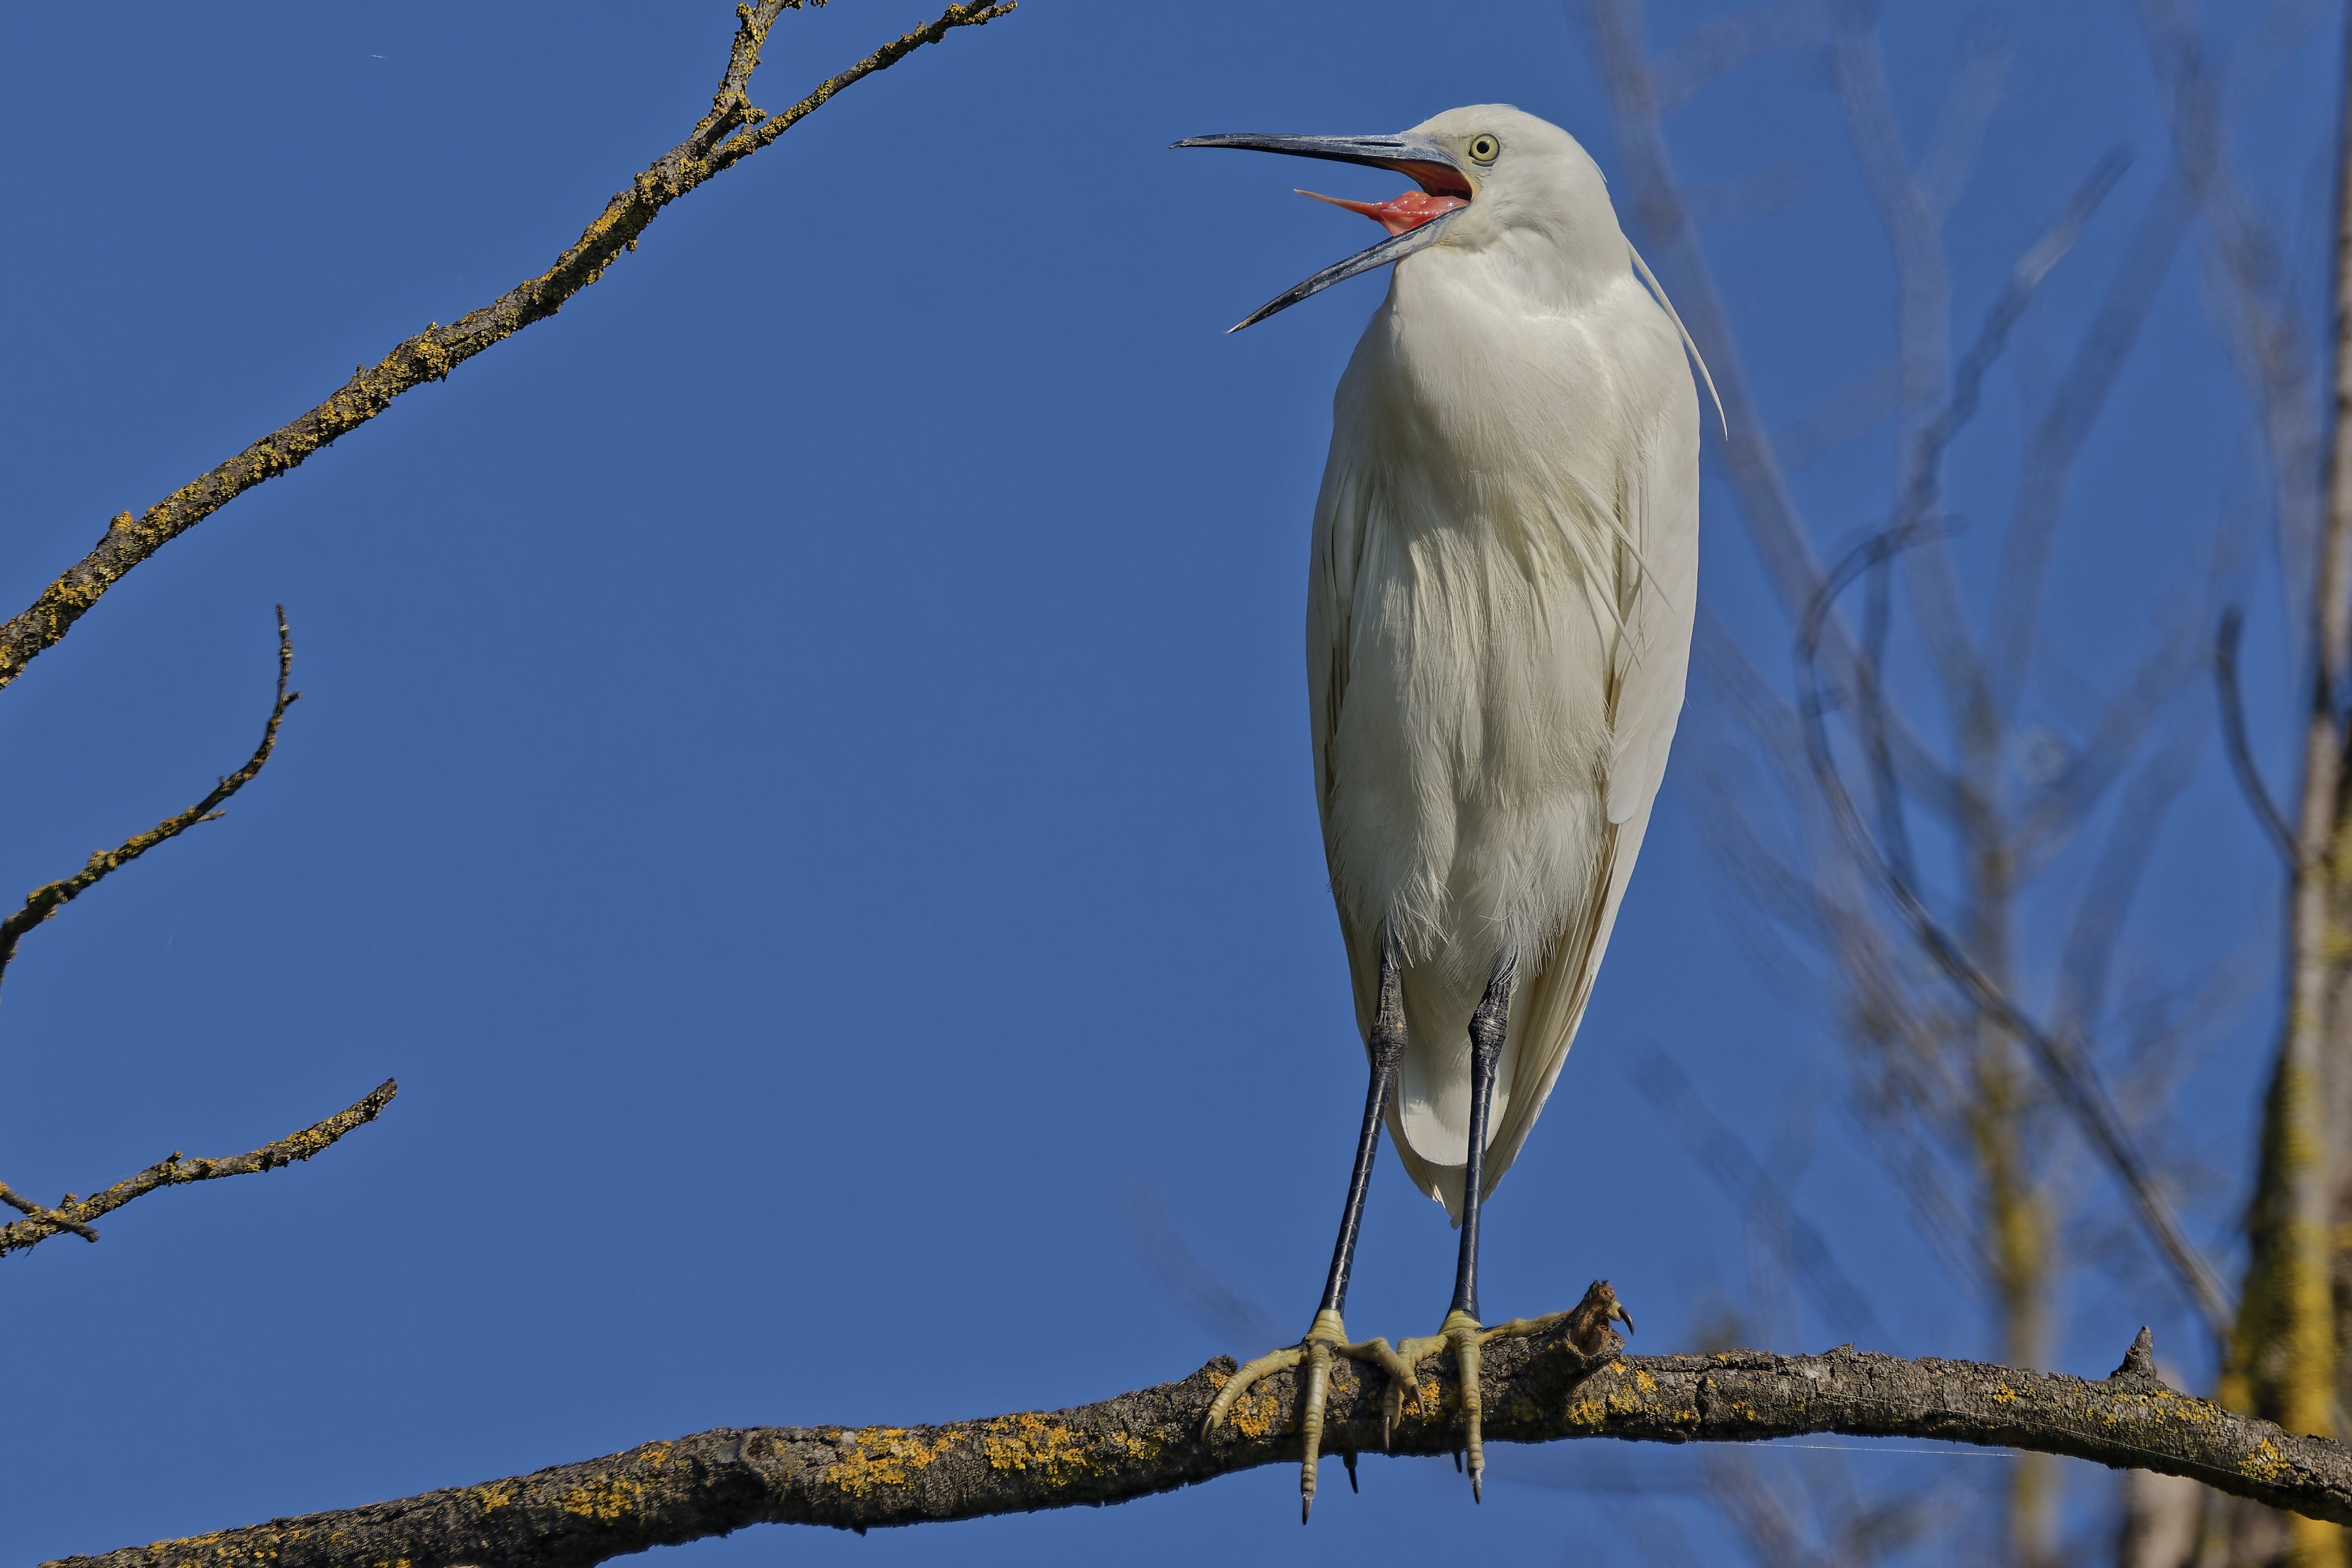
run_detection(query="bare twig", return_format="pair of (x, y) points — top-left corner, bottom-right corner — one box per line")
(1799, 530), (2235, 1340)
(2138, 0), (2328, 632)
(0, 1), (1016, 693)
(1914, 15), (2015, 224)
(0, 1079), (397, 1257)
(2011, 0), (2323, 719)
(1761, 121), (2226, 1336)
(0, 607), (299, 988)
(1981, 143), (2230, 712)
(2011, 572), (2217, 868)
(2214, 606), (2300, 867)
(1580, 0), (1957, 811)
(1844, 149), (2132, 883)
(44, 1319), (2352, 1566)
(1830, 2), (1956, 507)
(1580, 0), (1826, 625)
(1827, 3), (2003, 751)
(1897, 151), (2134, 536)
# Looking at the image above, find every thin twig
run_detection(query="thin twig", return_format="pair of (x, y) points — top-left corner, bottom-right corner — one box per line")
(0, 1), (1016, 693)
(1804, 142), (2231, 1338)
(42, 1321), (2352, 1566)
(1798, 530), (2236, 1341)
(1914, 16), (2015, 224)
(1986, 175), (2199, 712)
(2139, 0), (2328, 642)
(1897, 151), (2134, 535)
(2214, 606), (2299, 867)
(0, 607), (299, 988)
(1578, 0), (1958, 815)
(0, 1080), (397, 1258)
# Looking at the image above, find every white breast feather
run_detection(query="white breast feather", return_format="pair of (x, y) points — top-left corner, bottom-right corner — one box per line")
(1308, 244), (1701, 1223)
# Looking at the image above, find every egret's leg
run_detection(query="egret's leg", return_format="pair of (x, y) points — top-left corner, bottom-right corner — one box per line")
(1394, 954), (1514, 1501)
(1200, 932), (1417, 1524)
(1317, 931), (1407, 1321)
(1450, 953), (1513, 1324)
(1388, 970), (1640, 1503)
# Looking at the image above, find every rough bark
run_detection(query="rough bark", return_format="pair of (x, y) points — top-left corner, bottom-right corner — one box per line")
(43, 1321), (2352, 1568)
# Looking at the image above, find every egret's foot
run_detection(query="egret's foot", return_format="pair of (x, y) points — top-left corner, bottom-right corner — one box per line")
(1201, 1308), (1417, 1522)
(1396, 1283), (1636, 1502)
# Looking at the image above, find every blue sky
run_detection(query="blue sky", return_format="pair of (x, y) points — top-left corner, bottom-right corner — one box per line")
(1, 3), (2336, 1565)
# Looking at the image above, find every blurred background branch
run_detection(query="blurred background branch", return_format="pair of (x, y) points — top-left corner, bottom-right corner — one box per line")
(1567, 0), (2350, 1563)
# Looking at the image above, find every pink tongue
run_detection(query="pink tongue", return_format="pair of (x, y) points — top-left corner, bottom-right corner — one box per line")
(1298, 187), (1469, 236)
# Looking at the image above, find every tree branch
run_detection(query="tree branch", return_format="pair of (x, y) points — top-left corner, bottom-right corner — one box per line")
(0, 606), (299, 988)
(0, 0), (1015, 694)
(0, 1078), (396, 1258)
(44, 1310), (2352, 1567)
(0, 1184), (97, 1242)
(2214, 604), (2300, 868)
(1799, 528), (2237, 1341)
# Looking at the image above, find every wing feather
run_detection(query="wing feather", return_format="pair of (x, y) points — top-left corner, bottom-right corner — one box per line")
(1477, 392), (1699, 1200)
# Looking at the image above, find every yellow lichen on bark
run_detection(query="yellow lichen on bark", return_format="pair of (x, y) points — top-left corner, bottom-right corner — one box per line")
(823, 1428), (954, 1496)
(558, 1474), (643, 1523)
(2231, 1046), (2344, 1567)
(977, 1413), (1161, 1484)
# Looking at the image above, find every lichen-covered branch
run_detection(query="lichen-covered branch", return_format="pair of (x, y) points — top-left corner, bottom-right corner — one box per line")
(44, 1310), (2352, 1568)
(0, 606), (299, 988)
(0, 0), (1015, 693)
(0, 1078), (396, 1258)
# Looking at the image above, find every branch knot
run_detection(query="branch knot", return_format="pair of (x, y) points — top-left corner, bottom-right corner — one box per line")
(2106, 1325), (2165, 1388)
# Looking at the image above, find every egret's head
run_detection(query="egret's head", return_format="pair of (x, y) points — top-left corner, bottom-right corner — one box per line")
(1174, 104), (1618, 331)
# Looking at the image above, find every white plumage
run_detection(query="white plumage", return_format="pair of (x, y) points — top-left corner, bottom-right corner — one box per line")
(1182, 101), (1707, 1515)
(1306, 105), (1702, 1220)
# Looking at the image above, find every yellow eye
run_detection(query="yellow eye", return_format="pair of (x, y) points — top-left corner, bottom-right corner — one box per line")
(1468, 134), (1499, 165)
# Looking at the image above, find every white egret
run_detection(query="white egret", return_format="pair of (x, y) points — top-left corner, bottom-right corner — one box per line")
(1175, 105), (1712, 1516)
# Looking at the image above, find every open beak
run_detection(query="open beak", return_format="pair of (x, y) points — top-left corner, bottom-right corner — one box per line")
(1170, 132), (1473, 332)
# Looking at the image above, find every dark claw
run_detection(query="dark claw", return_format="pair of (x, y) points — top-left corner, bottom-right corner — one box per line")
(1452, 1448), (1463, 1473)
(1343, 1449), (1358, 1492)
